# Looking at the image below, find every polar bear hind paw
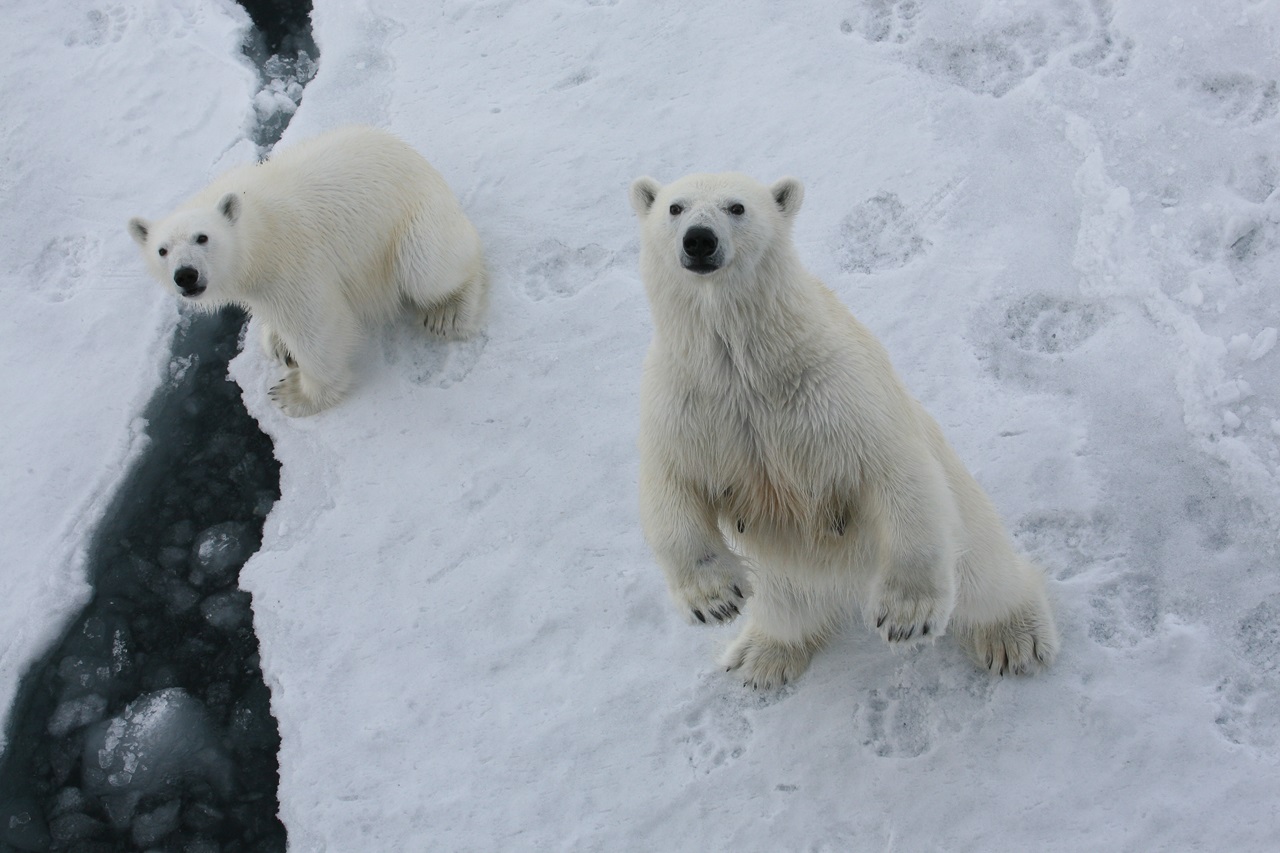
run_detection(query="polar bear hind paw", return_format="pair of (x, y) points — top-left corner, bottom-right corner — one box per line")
(268, 370), (339, 417)
(962, 605), (1058, 676)
(721, 629), (813, 690)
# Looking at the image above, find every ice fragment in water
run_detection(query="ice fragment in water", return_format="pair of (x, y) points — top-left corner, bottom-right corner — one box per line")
(0, 797), (51, 851)
(200, 589), (253, 631)
(131, 798), (182, 847)
(189, 521), (255, 586)
(48, 693), (107, 737)
(80, 688), (232, 800)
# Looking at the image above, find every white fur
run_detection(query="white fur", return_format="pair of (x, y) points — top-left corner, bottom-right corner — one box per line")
(129, 126), (488, 416)
(630, 172), (1058, 689)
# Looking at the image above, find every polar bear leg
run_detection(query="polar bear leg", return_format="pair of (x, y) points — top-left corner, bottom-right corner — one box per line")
(863, 469), (959, 646)
(639, 461), (752, 625)
(395, 207), (487, 340)
(258, 320), (296, 368)
(721, 573), (843, 690)
(419, 264), (487, 340)
(951, 552), (1058, 675)
(266, 306), (359, 417)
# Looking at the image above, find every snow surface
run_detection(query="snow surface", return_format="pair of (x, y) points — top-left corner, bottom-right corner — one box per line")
(5, 0), (1280, 849)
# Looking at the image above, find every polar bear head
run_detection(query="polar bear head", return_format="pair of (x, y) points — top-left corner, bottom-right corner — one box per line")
(629, 173), (804, 280)
(128, 193), (245, 305)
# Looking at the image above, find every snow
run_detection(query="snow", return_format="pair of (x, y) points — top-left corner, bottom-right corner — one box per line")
(4, 0), (1280, 850)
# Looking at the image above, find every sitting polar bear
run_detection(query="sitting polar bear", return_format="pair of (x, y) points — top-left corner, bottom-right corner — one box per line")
(630, 172), (1058, 689)
(129, 126), (488, 416)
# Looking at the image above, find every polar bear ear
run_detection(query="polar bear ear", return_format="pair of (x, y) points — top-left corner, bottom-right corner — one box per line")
(630, 177), (662, 217)
(218, 192), (241, 224)
(770, 178), (804, 219)
(128, 217), (150, 246)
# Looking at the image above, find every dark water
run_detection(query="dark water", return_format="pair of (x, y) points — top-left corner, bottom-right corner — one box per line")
(0, 3), (314, 851)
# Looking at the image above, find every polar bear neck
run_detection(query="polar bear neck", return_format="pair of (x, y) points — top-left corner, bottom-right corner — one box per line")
(647, 244), (828, 374)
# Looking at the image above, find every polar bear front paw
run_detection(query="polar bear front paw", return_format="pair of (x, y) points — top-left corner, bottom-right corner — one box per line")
(672, 558), (752, 626)
(268, 370), (338, 417)
(869, 577), (953, 646)
(721, 629), (813, 690)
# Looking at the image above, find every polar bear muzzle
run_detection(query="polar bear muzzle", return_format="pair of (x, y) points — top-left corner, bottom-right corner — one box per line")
(174, 265), (205, 297)
(681, 225), (723, 274)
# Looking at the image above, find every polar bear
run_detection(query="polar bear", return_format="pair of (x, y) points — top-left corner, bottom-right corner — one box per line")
(129, 126), (488, 416)
(630, 172), (1059, 689)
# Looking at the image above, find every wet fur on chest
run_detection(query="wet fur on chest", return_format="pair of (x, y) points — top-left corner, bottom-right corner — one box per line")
(673, 334), (862, 540)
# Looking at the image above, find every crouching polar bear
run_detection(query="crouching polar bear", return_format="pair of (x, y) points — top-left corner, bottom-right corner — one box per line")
(129, 126), (488, 416)
(630, 172), (1058, 689)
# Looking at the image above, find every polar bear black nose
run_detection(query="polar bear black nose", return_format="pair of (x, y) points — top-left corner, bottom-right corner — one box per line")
(174, 266), (201, 293)
(683, 226), (718, 260)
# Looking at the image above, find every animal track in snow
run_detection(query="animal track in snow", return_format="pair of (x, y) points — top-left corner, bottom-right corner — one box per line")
(32, 234), (101, 303)
(521, 239), (614, 301)
(1070, 31), (1133, 78)
(64, 5), (129, 48)
(832, 192), (928, 274)
(1215, 596), (1280, 754)
(383, 327), (488, 389)
(841, 0), (920, 45)
(678, 693), (752, 773)
(917, 24), (1050, 99)
(1227, 153), (1280, 206)
(1191, 73), (1280, 127)
(1014, 510), (1123, 581)
(552, 67), (597, 91)
(1086, 570), (1160, 649)
(1214, 674), (1280, 755)
(855, 684), (933, 758)
(1236, 594), (1280, 674)
(851, 0), (1133, 98)
(999, 294), (1107, 355)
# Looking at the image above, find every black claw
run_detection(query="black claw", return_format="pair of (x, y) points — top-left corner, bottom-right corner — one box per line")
(727, 602), (740, 616)
(694, 609), (706, 624)
(922, 623), (930, 636)
(985, 651), (994, 669)
(876, 613), (887, 629)
(733, 585), (743, 599)
(737, 519), (745, 533)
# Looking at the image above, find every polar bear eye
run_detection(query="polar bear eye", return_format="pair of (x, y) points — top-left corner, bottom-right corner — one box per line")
(195, 234), (208, 244)
(669, 204), (683, 216)
(158, 248), (168, 257)
(728, 203), (745, 216)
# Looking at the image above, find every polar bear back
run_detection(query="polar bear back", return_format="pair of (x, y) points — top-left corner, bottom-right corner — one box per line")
(191, 126), (479, 322)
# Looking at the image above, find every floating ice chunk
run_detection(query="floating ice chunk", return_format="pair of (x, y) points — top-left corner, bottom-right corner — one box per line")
(158, 545), (189, 570)
(49, 787), (87, 818)
(0, 798), (50, 851)
(81, 689), (232, 802)
(131, 799), (182, 848)
(48, 693), (107, 737)
(201, 590), (253, 631)
(57, 656), (115, 696)
(49, 810), (107, 843)
(1223, 410), (1242, 430)
(190, 521), (254, 586)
